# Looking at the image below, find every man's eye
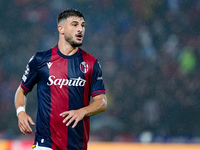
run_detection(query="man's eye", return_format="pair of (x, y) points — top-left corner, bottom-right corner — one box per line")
(72, 24), (77, 27)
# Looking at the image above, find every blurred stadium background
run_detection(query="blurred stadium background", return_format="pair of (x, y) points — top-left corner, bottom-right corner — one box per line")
(1, 0), (200, 149)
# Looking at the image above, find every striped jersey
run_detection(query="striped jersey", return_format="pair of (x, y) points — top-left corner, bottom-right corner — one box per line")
(20, 45), (106, 150)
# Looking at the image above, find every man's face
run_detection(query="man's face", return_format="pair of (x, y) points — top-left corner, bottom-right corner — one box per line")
(62, 16), (85, 47)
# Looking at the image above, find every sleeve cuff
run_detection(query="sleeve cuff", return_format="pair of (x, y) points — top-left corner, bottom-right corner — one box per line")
(20, 82), (30, 93)
(91, 90), (106, 97)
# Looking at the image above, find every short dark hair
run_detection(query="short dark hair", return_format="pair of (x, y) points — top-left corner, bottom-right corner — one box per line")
(57, 9), (85, 25)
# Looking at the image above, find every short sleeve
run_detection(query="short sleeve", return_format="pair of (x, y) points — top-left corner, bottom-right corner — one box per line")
(20, 54), (39, 92)
(90, 60), (106, 97)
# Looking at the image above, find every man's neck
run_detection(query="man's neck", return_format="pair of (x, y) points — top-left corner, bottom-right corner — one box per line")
(58, 41), (78, 56)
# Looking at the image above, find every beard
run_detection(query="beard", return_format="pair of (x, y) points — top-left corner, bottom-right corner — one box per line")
(64, 34), (82, 47)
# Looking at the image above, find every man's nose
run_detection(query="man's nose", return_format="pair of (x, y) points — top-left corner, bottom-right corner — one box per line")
(78, 25), (83, 32)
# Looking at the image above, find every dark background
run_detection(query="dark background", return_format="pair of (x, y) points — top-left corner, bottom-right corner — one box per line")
(1, 0), (200, 143)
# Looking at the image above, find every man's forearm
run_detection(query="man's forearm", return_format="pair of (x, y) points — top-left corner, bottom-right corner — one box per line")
(81, 94), (107, 117)
(15, 86), (27, 114)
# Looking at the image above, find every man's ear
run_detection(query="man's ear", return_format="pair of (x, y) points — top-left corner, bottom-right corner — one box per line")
(58, 25), (64, 35)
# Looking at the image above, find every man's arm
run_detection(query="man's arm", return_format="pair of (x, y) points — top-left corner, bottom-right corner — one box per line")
(60, 94), (107, 128)
(15, 85), (35, 134)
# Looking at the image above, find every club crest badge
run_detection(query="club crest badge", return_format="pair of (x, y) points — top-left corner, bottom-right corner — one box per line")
(80, 62), (89, 73)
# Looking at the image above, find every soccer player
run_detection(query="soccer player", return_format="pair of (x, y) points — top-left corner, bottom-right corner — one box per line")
(14, 9), (107, 150)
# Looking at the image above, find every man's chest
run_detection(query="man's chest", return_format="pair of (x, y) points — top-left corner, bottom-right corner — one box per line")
(38, 57), (92, 88)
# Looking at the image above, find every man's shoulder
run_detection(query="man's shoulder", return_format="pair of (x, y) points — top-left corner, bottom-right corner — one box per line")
(27, 49), (52, 68)
(32, 48), (52, 63)
(35, 49), (52, 59)
(80, 49), (97, 62)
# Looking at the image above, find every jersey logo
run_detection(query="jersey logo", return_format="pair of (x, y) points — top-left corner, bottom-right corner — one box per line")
(47, 62), (53, 69)
(24, 64), (30, 75)
(47, 75), (86, 88)
(80, 62), (89, 73)
(22, 75), (27, 82)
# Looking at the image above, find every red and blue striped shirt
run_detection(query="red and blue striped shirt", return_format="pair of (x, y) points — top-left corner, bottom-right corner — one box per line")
(20, 45), (106, 150)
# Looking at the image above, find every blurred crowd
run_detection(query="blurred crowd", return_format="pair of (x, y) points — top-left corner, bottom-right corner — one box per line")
(1, 0), (200, 142)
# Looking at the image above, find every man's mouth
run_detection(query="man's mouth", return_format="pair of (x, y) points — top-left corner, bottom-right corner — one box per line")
(76, 34), (83, 40)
